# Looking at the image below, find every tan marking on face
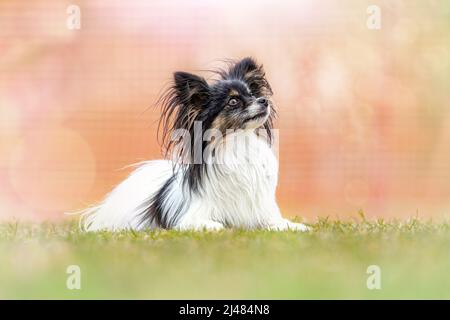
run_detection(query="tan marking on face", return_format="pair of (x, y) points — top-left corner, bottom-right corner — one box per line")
(229, 89), (239, 96)
(211, 113), (228, 132)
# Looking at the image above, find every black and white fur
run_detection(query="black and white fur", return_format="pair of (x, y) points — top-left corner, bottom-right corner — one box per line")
(81, 58), (309, 232)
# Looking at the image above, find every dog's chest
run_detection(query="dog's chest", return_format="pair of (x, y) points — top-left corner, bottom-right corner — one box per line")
(211, 134), (278, 192)
(205, 135), (279, 226)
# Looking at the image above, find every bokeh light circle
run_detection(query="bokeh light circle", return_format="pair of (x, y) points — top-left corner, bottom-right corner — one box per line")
(9, 127), (96, 213)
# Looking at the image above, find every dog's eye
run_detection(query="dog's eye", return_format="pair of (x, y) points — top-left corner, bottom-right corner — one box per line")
(228, 98), (238, 106)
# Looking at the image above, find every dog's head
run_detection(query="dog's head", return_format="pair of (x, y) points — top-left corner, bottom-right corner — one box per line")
(159, 57), (275, 161)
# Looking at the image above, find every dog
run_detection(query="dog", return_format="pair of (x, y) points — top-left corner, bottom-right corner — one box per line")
(80, 57), (309, 232)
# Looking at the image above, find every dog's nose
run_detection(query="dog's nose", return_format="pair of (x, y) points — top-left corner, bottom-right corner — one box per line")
(257, 97), (269, 108)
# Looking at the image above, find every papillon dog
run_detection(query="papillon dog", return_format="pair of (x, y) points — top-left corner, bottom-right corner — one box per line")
(81, 57), (309, 232)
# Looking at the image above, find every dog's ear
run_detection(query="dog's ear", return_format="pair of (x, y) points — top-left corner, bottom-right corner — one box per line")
(173, 71), (210, 108)
(158, 71), (210, 162)
(226, 57), (273, 97)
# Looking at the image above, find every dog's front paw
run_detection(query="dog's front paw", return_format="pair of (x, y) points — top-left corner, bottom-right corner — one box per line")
(268, 220), (311, 232)
(201, 220), (225, 231)
(177, 220), (225, 232)
(287, 221), (311, 232)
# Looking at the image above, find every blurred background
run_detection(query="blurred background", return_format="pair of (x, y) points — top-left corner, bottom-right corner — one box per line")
(0, 0), (449, 221)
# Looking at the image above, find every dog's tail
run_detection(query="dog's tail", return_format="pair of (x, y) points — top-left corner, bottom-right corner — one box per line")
(77, 160), (173, 232)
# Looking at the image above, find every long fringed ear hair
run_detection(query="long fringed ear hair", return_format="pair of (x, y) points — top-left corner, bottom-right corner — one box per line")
(158, 71), (210, 164)
(220, 57), (276, 144)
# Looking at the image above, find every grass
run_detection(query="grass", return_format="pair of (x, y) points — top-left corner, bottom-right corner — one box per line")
(1, 214), (449, 299)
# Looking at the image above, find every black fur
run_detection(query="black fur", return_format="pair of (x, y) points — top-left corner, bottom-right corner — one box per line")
(137, 175), (187, 229)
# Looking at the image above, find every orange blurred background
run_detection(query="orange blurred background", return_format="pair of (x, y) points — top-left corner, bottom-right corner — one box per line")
(1, 0), (449, 221)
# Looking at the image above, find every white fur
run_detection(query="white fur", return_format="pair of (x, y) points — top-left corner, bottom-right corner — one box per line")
(81, 130), (309, 232)
(80, 160), (171, 231)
